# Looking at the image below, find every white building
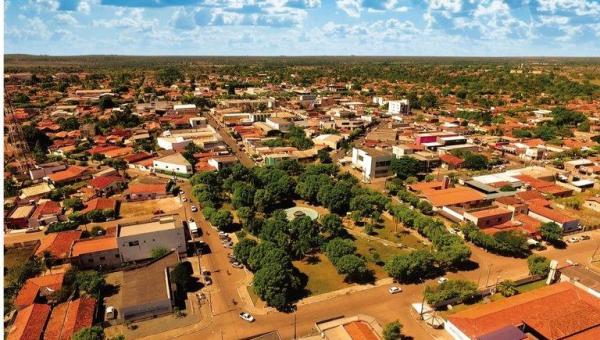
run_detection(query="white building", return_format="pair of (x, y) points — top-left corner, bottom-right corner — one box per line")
(157, 136), (191, 151)
(388, 100), (410, 115)
(153, 153), (192, 175)
(266, 117), (293, 132)
(351, 147), (393, 181)
(117, 215), (187, 262)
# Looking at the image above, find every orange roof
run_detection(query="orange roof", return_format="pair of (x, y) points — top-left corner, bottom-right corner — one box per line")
(514, 213), (542, 235)
(30, 201), (62, 221)
(47, 166), (87, 183)
(80, 198), (116, 214)
(448, 282), (600, 339)
(44, 297), (96, 340)
(70, 237), (117, 257)
(7, 304), (51, 340)
(104, 146), (134, 158)
(422, 186), (486, 207)
(36, 230), (83, 259)
(14, 273), (65, 309)
(469, 207), (512, 219)
(408, 180), (444, 192)
(89, 175), (124, 189)
(529, 204), (577, 224)
(343, 321), (379, 340)
(516, 190), (545, 201)
(440, 154), (464, 166)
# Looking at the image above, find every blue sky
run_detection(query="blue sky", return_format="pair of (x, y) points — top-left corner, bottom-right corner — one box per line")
(4, 0), (600, 56)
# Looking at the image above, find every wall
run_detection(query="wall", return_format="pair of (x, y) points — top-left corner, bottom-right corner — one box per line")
(118, 227), (186, 262)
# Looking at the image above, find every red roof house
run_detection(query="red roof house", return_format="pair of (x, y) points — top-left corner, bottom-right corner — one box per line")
(7, 304), (51, 340)
(44, 297), (96, 340)
(14, 274), (64, 310)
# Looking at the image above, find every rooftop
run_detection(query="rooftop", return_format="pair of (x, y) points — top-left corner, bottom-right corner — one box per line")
(36, 230), (83, 259)
(447, 282), (600, 340)
(44, 297), (96, 340)
(422, 186), (487, 207)
(15, 273), (65, 309)
(7, 304), (51, 340)
(118, 215), (182, 237)
(70, 237), (118, 257)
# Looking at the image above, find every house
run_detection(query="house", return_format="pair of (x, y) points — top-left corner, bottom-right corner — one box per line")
(19, 182), (53, 201)
(44, 297), (96, 340)
(70, 236), (120, 269)
(7, 205), (36, 229)
(35, 230), (83, 260)
(119, 251), (180, 321)
(80, 197), (117, 215)
(153, 153), (192, 175)
(420, 186), (488, 209)
(207, 155), (239, 170)
(463, 207), (513, 228)
(7, 304), (51, 340)
(312, 134), (343, 150)
(46, 166), (88, 186)
(439, 154), (464, 170)
(528, 202), (580, 232)
(387, 99), (410, 115)
(28, 200), (63, 228)
(29, 162), (67, 181)
(14, 273), (64, 310)
(116, 215), (186, 262)
(88, 175), (125, 196)
(445, 282), (600, 340)
(125, 182), (169, 201)
(351, 147), (393, 181)
(266, 117), (293, 132)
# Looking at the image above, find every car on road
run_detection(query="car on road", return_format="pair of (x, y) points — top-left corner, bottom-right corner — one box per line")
(224, 241), (233, 248)
(182, 197), (188, 202)
(568, 237), (579, 243)
(189, 218), (194, 223)
(388, 286), (402, 294)
(437, 277), (448, 284)
(218, 231), (228, 238)
(232, 262), (244, 269)
(191, 206), (198, 212)
(25, 227), (39, 233)
(580, 235), (591, 241)
(202, 270), (211, 276)
(239, 312), (255, 322)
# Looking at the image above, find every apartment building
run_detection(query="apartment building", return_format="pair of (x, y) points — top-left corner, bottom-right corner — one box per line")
(351, 147), (393, 181)
(116, 215), (186, 262)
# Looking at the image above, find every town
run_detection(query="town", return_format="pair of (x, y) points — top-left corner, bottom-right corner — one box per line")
(4, 56), (600, 340)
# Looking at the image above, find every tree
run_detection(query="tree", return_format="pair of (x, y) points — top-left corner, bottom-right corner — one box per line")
(497, 280), (518, 297)
(4, 178), (19, 197)
(288, 216), (321, 258)
(383, 321), (403, 340)
(335, 254), (369, 282)
(324, 238), (356, 265)
(318, 149), (332, 164)
(385, 250), (436, 283)
(252, 262), (301, 310)
(72, 326), (104, 340)
(390, 157), (421, 180)
(98, 96), (115, 110)
(63, 198), (84, 211)
(527, 254), (550, 276)
(171, 262), (194, 291)
(424, 280), (479, 307)
(321, 214), (344, 238)
(462, 153), (488, 170)
(421, 92), (438, 110)
(248, 241), (292, 272)
(74, 270), (106, 296)
(540, 222), (562, 244)
(233, 238), (258, 266)
(210, 209), (233, 231)
(151, 246), (170, 259)
(232, 182), (256, 208)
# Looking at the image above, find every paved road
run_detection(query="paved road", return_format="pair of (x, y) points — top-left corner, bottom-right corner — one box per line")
(204, 111), (255, 168)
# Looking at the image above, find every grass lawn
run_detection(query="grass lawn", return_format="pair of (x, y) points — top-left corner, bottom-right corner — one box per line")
(370, 214), (426, 249)
(353, 234), (407, 280)
(293, 253), (352, 296)
(516, 279), (547, 293)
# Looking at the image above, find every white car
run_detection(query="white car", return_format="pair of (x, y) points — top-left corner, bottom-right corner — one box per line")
(437, 277), (448, 284)
(239, 312), (255, 322)
(191, 206), (198, 212)
(388, 286), (402, 294)
(568, 237), (579, 243)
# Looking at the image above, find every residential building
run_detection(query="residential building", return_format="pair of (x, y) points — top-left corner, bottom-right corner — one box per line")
(387, 99), (410, 115)
(70, 236), (121, 269)
(445, 282), (600, 340)
(80, 197), (117, 215)
(207, 155), (238, 170)
(266, 117), (293, 132)
(119, 251), (179, 321)
(153, 153), (192, 175)
(14, 273), (64, 310)
(351, 147), (393, 181)
(463, 207), (513, 228)
(35, 230), (83, 261)
(528, 202), (580, 232)
(44, 297), (96, 340)
(88, 175), (125, 196)
(125, 182), (169, 201)
(45, 166), (88, 186)
(312, 134), (343, 150)
(28, 200), (63, 228)
(7, 205), (36, 229)
(116, 215), (186, 262)
(29, 162), (67, 181)
(7, 304), (51, 340)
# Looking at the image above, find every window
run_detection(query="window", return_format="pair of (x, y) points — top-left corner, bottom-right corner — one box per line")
(115, 254), (120, 258)
(88, 258), (94, 263)
(128, 241), (139, 247)
(99, 256), (106, 261)
(358, 155), (364, 162)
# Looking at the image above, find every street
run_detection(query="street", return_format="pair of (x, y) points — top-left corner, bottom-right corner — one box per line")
(204, 111), (255, 168)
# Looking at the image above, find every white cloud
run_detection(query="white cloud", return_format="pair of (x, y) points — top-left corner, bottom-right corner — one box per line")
(93, 8), (156, 30)
(55, 13), (78, 25)
(7, 15), (52, 40)
(336, 0), (361, 17)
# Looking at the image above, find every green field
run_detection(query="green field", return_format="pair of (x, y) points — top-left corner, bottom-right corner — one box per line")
(293, 254), (352, 296)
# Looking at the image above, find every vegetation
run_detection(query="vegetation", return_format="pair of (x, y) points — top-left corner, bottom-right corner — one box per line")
(424, 279), (479, 307)
(383, 320), (403, 340)
(497, 280), (518, 297)
(527, 254), (551, 276)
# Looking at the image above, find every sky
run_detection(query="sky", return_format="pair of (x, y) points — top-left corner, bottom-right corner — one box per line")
(4, 0), (600, 56)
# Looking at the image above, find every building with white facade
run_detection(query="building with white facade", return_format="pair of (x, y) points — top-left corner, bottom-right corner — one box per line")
(153, 153), (192, 175)
(116, 215), (186, 262)
(351, 147), (393, 181)
(387, 100), (410, 115)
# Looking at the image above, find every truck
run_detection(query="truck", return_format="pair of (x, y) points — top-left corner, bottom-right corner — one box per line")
(188, 221), (199, 236)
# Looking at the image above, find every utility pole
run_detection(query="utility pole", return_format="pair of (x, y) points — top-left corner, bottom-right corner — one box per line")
(485, 264), (493, 288)
(293, 310), (297, 340)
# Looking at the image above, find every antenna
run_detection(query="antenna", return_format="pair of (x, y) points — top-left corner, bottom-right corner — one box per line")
(4, 89), (35, 176)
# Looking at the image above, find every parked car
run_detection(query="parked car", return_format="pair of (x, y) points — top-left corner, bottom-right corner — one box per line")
(388, 286), (402, 294)
(232, 262), (244, 269)
(191, 206), (198, 212)
(202, 270), (211, 276)
(224, 242), (233, 248)
(25, 227), (39, 233)
(218, 231), (228, 238)
(239, 312), (255, 322)
(204, 276), (212, 285)
(580, 235), (591, 241)
(437, 277), (448, 284)
(568, 237), (580, 243)
(105, 306), (116, 320)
